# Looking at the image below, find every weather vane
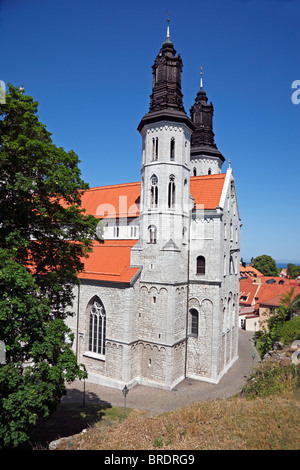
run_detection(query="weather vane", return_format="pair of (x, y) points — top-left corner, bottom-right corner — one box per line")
(200, 66), (203, 89)
(166, 10), (170, 40)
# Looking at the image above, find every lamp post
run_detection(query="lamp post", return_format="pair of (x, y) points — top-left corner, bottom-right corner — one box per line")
(252, 352), (256, 373)
(122, 385), (129, 420)
(254, 322), (257, 346)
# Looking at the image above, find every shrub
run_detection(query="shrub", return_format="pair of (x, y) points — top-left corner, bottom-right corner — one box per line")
(242, 359), (299, 399)
(277, 316), (300, 346)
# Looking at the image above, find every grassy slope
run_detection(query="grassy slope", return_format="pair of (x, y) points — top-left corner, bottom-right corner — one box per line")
(30, 356), (300, 451)
(54, 393), (299, 450)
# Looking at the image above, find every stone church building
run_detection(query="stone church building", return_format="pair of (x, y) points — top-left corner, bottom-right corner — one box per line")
(66, 27), (241, 390)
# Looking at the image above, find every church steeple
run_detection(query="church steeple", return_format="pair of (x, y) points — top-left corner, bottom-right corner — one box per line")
(138, 20), (194, 133)
(189, 69), (225, 175)
(149, 21), (184, 113)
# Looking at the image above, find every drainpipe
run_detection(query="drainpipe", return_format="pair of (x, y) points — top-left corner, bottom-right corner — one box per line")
(76, 283), (80, 359)
(184, 217), (191, 379)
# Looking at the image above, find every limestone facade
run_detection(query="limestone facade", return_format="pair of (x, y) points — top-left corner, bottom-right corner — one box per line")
(65, 31), (241, 391)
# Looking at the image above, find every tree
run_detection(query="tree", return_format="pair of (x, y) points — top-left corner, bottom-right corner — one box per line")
(287, 263), (300, 279)
(0, 84), (101, 448)
(257, 288), (299, 358)
(253, 254), (278, 277)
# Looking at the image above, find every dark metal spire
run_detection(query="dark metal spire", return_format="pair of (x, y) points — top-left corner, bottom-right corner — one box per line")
(189, 72), (224, 161)
(138, 19), (194, 133)
(149, 17), (185, 113)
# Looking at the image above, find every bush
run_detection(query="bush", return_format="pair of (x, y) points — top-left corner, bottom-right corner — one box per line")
(277, 316), (300, 346)
(242, 359), (299, 399)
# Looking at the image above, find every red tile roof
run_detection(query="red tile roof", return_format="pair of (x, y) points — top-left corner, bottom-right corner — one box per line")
(240, 266), (263, 278)
(79, 174), (226, 219)
(78, 175), (227, 282)
(81, 182), (140, 219)
(239, 278), (261, 306)
(190, 174), (226, 210)
(258, 284), (300, 307)
(240, 277), (300, 309)
(79, 240), (140, 283)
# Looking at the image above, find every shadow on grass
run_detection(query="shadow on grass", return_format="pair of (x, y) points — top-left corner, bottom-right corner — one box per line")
(24, 388), (115, 450)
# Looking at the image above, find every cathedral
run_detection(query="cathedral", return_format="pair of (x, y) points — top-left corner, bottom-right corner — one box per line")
(66, 25), (241, 390)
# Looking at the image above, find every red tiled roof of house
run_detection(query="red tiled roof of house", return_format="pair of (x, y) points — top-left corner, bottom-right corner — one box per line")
(239, 276), (300, 310)
(239, 278), (261, 306)
(240, 265), (263, 278)
(258, 284), (300, 307)
(79, 240), (140, 283)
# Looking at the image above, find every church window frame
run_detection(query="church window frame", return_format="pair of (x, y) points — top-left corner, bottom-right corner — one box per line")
(190, 308), (199, 336)
(148, 224), (157, 244)
(88, 297), (106, 357)
(150, 174), (158, 208)
(152, 137), (158, 161)
(168, 174), (175, 209)
(196, 255), (205, 275)
(170, 137), (175, 161)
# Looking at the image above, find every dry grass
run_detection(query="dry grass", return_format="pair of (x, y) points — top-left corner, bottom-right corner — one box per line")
(56, 394), (300, 450)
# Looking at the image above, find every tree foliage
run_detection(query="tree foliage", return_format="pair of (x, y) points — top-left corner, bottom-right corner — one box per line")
(0, 84), (101, 448)
(287, 263), (300, 280)
(253, 254), (278, 277)
(257, 288), (300, 358)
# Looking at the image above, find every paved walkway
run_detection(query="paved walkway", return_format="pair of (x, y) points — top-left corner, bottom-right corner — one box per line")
(63, 330), (259, 414)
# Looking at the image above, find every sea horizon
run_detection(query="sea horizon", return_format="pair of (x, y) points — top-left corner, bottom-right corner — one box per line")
(243, 260), (300, 269)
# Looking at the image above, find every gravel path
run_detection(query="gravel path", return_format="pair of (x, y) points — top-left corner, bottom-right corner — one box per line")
(63, 329), (259, 414)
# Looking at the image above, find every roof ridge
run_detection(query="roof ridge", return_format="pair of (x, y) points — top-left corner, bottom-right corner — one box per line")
(87, 181), (140, 191)
(190, 173), (226, 180)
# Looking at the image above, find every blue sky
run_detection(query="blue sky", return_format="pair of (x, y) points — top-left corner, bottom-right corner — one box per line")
(1, 0), (299, 263)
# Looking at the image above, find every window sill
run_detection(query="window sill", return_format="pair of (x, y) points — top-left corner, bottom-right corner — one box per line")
(83, 351), (105, 362)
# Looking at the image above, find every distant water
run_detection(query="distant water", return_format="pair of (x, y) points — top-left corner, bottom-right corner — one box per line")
(243, 261), (300, 270)
(277, 262), (300, 270)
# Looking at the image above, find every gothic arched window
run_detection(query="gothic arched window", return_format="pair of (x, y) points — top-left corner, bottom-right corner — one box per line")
(148, 225), (157, 244)
(168, 175), (175, 209)
(152, 137), (158, 161)
(196, 255), (205, 275)
(150, 175), (158, 208)
(170, 137), (175, 160)
(190, 309), (199, 336)
(88, 297), (106, 356)
(193, 168), (197, 176)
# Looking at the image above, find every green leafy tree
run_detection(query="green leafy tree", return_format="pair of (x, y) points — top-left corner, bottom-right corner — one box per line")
(278, 316), (300, 346)
(287, 263), (300, 279)
(257, 288), (299, 358)
(253, 254), (278, 277)
(0, 84), (101, 448)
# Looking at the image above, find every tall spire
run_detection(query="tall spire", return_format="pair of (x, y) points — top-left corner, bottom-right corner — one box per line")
(189, 71), (225, 162)
(166, 10), (171, 42)
(200, 66), (203, 89)
(137, 21), (195, 133)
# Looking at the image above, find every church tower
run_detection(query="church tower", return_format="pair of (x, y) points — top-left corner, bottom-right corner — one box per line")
(189, 70), (225, 176)
(131, 22), (195, 389)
